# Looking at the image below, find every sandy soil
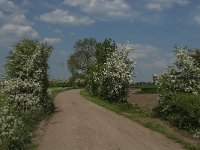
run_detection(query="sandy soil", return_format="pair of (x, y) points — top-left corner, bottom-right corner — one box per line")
(38, 89), (184, 150)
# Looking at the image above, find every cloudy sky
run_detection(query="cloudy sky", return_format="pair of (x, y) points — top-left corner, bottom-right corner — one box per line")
(0, 0), (200, 81)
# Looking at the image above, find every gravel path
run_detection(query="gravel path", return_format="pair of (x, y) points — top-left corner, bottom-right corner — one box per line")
(38, 89), (184, 150)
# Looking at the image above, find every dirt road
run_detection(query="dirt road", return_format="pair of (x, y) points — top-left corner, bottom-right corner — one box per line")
(38, 89), (184, 150)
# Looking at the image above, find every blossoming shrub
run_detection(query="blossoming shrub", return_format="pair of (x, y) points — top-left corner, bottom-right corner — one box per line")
(0, 39), (53, 148)
(154, 46), (200, 133)
(87, 43), (135, 101)
(2, 78), (42, 112)
(157, 46), (200, 96)
(3, 39), (54, 113)
(0, 106), (28, 149)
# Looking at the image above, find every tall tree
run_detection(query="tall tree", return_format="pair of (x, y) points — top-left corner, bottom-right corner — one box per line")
(95, 38), (117, 66)
(67, 37), (97, 75)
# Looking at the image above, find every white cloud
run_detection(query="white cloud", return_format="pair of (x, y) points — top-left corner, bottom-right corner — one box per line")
(128, 43), (172, 69)
(194, 16), (200, 24)
(0, 0), (32, 25)
(146, 0), (190, 11)
(7, 13), (30, 25)
(0, 0), (38, 49)
(63, 0), (83, 6)
(0, 24), (38, 38)
(176, 0), (190, 6)
(63, 0), (131, 19)
(0, 0), (18, 11)
(146, 3), (162, 11)
(39, 9), (95, 25)
(21, 0), (30, 7)
(139, 57), (169, 69)
(0, 11), (31, 25)
(0, 24), (38, 48)
(43, 37), (62, 45)
(128, 43), (174, 81)
(133, 44), (160, 59)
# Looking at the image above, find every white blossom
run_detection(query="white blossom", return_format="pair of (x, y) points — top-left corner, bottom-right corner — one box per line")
(158, 46), (200, 95)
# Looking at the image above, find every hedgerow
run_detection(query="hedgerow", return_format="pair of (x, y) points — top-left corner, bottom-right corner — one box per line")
(0, 39), (54, 149)
(154, 46), (200, 138)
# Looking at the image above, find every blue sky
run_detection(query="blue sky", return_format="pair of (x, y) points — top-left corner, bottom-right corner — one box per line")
(0, 0), (200, 81)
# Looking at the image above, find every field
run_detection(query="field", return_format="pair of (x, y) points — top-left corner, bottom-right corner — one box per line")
(132, 83), (158, 94)
(128, 92), (158, 108)
(129, 83), (158, 108)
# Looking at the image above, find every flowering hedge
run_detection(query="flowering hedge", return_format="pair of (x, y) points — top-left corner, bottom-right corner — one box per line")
(3, 39), (53, 113)
(0, 39), (53, 148)
(157, 46), (200, 96)
(154, 46), (200, 136)
(0, 106), (28, 149)
(86, 43), (135, 101)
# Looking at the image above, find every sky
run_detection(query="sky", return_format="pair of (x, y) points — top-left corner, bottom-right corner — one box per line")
(0, 0), (200, 81)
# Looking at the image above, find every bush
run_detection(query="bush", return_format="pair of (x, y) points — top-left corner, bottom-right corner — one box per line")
(0, 39), (53, 148)
(157, 46), (200, 95)
(67, 73), (86, 88)
(0, 106), (28, 150)
(2, 39), (54, 113)
(154, 94), (200, 131)
(154, 47), (200, 136)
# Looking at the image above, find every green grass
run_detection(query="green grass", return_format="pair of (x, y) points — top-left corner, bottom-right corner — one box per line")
(139, 87), (158, 94)
(48, 87), (74, 99)
(81, 90), (200, 150)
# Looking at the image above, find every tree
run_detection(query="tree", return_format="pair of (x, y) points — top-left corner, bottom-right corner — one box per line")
(67, 37), (129, 92)
(84, 38), (117, 93)
(86, 42), (135, 101)
(95, 38), (117, 66)
(67, 37), (97, 75)
(67, 53), (80, 74)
